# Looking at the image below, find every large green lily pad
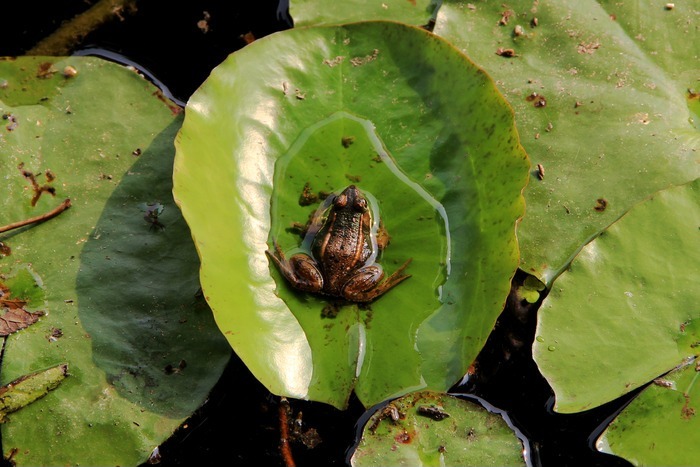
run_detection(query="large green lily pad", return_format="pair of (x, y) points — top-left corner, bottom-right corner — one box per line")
(597, 358), (700, 466)
(173, 21), (528, 409)
(533, 178), (700, 413)
(434, 0), (700, 285)
(350, 391), (526, 466)
(0, 56), (229, 466)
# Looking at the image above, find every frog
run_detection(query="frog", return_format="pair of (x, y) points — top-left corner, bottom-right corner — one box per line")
(266, 185), (411, 303)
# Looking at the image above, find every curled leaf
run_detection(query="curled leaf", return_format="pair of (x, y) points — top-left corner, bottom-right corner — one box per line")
(0, 364), (68, 423)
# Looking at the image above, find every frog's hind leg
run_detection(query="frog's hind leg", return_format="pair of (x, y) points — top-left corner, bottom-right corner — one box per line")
(343, 258), (412, 303)
(265, 242), (324, 294)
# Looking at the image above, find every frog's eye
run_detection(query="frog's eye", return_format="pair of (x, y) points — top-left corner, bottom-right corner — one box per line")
(334, 193), (348, 208)
(354, 197), (367, 211)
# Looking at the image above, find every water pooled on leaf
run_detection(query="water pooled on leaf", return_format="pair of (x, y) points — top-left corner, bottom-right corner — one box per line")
(268, 111), (451, 308)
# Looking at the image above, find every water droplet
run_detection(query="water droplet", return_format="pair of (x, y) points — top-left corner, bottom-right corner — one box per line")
(536, 336), (545, 343)
(547, 345), (556, 351)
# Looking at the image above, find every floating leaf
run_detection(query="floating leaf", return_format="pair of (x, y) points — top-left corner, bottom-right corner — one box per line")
(534, 178), (700, 413)
(350, 391), (526, 466)
(434, 0), (700, 285)
(173, 21), (528, 409)
(516, 274), (545, 304)
(0, 308), (42, 336)
(0, 266), (45, 335)
(0, 56), (230, 466)
(598, 358), (700, 466)
(0, 364), (68, 423)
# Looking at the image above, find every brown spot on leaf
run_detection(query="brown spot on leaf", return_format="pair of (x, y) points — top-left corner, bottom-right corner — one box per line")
(3, 113), (18, 132)
(526, 92), (547, 107)
(682, 393), (695, 419)
(341, 136), (355, 148)
(151, 89), (182, 115)
(298, 182), (319, 207)
(350, 49), (379, 66)
(395, 430), (412, 443)
(594, 198), (608, 212)
(577, 41), (601, 54)
(36, 62), (57, 79)
(498, 9), (514, 26)
(47, 327), (64, 342)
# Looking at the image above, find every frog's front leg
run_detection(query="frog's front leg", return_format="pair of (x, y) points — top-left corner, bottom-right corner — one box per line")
(266, 241), (324, 293)
(342, 259), (412, 303)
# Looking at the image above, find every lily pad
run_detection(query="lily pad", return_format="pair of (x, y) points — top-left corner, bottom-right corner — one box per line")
(597, 358), (700, 466)
(290, 0), (439, 27)
(434, 0), (700, 285)
(0, 56), (230, 466)
(173, 21), (528, 408)
(350, 391), (526, 467)
(533, 178), (700, 413)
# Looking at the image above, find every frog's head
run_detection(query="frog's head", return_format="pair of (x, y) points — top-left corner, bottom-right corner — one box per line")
(333, 185), (367, 213)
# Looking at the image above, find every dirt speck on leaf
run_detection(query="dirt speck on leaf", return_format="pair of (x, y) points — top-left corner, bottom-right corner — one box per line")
(323, 56), (345, 67)
(594, 198), (608, 212)
(496, 47), (517, 57)
(577, 41), (601, 54)
(36, 61), (57, 79)
(350, 49), (379, 67)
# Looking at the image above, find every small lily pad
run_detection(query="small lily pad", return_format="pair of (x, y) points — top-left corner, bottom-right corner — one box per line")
(350, 391), (526, 467)
(597, 358), (700, 466)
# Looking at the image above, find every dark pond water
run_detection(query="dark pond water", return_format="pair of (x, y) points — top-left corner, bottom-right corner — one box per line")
(4, 2), (637, 466)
